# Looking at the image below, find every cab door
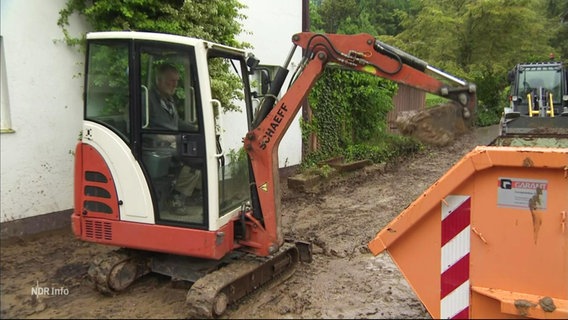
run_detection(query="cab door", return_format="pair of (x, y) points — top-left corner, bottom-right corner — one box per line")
(205, 48), (255, 230)
(134, 43), (208, 228)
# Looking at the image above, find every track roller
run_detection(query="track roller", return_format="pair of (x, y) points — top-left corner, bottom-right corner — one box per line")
(88, 249), (150, 295)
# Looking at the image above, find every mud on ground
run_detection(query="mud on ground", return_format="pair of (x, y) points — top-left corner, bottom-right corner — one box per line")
(0, 126), (497, 319)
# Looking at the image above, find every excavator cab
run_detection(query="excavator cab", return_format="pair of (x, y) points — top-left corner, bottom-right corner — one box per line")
(74, 32), (255, 258)
(74, 34), (308, 318)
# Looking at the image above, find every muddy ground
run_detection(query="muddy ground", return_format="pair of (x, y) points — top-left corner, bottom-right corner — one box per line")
(0, 125), (498, 319)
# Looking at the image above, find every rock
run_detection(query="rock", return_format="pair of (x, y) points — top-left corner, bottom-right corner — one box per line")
(396, 102), (471, 146)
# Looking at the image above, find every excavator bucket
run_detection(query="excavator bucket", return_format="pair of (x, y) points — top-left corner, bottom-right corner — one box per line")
(492, 117), (568, 148)
(396, 102), (473, 146)
(368, 146), (568, 319)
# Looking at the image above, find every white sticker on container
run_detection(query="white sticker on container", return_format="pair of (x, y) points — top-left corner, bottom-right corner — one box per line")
(497, 177), (548, 210)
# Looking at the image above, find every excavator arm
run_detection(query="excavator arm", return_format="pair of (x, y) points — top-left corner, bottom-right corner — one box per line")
(241, 32), (477, 256)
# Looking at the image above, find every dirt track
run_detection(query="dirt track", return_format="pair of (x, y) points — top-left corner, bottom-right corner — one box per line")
(0, 125), (497, 319)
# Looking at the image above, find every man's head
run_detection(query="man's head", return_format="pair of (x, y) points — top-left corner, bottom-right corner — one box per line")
(155, 63), (180, 98)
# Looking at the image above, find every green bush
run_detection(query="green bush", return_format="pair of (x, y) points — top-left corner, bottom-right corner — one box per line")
(301, 65), (422, 172)
(303, 67), (397, 157)
(467, 65), (508, 127)
(58, 0), (248, 113)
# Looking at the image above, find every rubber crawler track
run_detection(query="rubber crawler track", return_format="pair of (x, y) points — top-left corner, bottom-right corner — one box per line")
(87, 249), (149, 295)
(186, 243), (300, 318)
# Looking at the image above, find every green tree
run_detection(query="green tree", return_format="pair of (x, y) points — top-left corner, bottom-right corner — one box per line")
(316, 0), (359, 33)
(548, 0), (568, 59)
(58, 0), (246, 47)
(394, 0), (564, 125)
(359, 0), (421, 36)
(311, 0), (419, 36)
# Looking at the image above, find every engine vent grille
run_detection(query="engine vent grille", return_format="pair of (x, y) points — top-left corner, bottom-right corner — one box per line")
(85, 220), (112, 241)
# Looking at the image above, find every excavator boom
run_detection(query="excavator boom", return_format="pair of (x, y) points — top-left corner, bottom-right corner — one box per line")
(244, 32), (477, 256)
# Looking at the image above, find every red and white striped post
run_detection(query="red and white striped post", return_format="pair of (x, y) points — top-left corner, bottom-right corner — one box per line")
(441, 195), (471, 319)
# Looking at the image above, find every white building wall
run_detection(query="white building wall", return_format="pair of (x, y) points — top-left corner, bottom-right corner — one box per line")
(0, 0), (89, 223)
(0, 1), (303, 223)
(221, 0), (303, 169)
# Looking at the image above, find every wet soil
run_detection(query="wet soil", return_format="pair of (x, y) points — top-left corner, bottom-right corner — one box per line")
(0, 126), (497, 319)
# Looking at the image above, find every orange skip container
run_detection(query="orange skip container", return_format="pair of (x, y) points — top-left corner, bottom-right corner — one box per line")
(369, 146), (568, 319)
